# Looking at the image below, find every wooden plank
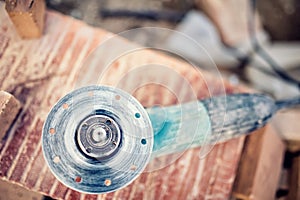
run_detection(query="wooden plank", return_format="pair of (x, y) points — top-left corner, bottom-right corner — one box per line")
(232, 125), (285, 200)
(0, 91), (21, 140)
(272, 109), (300, 152)
(5, 0), (45, 39)
(194, 0), (261, 46)
(287, 154), (300, 200)
(0, 179), (43, 200)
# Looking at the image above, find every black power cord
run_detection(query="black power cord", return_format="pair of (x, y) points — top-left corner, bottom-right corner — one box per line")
(276, 96), (300, 110)
(248, 0), (300, 109)
(249, 0), (300, 90)
(223, 0), (300, 109)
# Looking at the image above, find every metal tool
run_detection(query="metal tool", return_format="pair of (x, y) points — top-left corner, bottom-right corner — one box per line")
(42, 85), (298, 194)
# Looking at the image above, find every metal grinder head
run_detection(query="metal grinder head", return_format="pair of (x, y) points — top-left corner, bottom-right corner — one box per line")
(42, 85), (153, 194)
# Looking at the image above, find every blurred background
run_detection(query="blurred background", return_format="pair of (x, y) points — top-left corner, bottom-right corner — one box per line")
(46, 0), (300, 40)
(44, 0), (300, 98)
(1, 0), (300, 199)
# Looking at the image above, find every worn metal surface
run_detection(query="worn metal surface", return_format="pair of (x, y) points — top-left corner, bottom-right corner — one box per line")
(202, 93), (276, 143)
(42, 86), (153, 194)
(150, 93), (277, 158)
(0, 5), (246, 199)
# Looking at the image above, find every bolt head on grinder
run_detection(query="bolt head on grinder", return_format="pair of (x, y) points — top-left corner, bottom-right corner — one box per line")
(42, 85), (153, 194)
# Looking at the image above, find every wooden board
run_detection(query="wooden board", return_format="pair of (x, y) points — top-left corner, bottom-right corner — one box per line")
(272, 109), (300, 152)
(5, 0), (45, 39)
(287, 154), (300, 200)
(0, 4), (282, 199)
(232, 125), (285, 200)
(0, 91), (21, 140)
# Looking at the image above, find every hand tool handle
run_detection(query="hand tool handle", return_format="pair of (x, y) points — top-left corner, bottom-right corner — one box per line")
(147, 93), (276, 158)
